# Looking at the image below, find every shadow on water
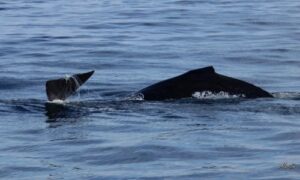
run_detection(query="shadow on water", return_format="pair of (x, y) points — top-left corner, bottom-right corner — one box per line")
(43, 98), (142, 125)
(45, 102), (89, 122)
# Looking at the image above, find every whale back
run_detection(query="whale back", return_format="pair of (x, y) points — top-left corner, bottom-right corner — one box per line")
(138, 66), (272, 100)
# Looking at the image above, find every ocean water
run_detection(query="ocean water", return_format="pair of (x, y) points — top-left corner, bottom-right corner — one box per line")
(1, 0), (300, 179)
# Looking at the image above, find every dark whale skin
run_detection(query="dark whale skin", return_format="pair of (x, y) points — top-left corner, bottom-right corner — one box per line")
(138, 66), (273, 100)
(46, 71), (94, 101)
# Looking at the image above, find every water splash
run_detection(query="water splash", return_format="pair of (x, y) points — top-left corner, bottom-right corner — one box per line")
(126, 93), (145, 101)
(71, 75), (82, 89)
(63, 74), (82, 100)
(192, 91), (245, 99)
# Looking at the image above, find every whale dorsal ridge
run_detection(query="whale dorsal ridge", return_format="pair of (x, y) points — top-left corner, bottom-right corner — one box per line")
(185, 66), (215, 76)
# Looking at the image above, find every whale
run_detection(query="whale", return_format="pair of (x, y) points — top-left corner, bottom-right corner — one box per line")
(45, 66), (273, 101)
(46, 70), (94, 101)
(138, 66), (272, 100)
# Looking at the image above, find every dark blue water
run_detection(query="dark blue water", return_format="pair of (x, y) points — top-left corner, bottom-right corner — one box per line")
(1, 0), (300, 179)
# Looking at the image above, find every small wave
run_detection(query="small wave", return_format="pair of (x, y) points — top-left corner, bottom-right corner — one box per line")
(272, 92), (300, 100)
(125, 93), (145, 101)
(0, 98), (45, 114)
(192, 91), (245, 100)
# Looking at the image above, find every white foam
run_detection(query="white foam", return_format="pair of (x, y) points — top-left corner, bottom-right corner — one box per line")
(47, 99), (67, 104)
(126, 93), (145, 101)
(192, 91), (245, 99)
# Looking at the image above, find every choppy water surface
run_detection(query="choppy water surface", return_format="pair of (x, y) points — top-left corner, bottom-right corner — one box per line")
(1, 0), (300, 179)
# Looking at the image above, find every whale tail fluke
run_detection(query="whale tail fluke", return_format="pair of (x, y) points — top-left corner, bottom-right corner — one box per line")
(46, 71), (94, 101)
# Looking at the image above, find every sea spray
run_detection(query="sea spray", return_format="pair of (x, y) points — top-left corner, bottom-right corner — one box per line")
(192, 91), (245, 99)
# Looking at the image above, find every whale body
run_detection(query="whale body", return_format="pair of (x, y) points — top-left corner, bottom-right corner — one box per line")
(138, 66), (272, 100)
(45, 66), (272, 101)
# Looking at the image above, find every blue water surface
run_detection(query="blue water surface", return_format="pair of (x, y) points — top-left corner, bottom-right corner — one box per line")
(1, 0), (300, 179)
